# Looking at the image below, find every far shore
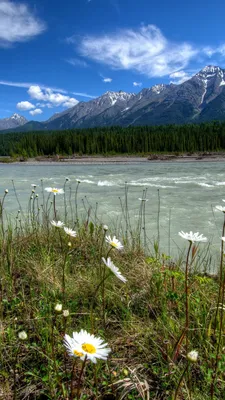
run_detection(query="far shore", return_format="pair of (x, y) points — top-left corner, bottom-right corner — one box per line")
(1, 152), (225, 165)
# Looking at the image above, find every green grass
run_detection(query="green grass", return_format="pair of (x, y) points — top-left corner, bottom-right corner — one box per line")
(0, 186), (224, 399)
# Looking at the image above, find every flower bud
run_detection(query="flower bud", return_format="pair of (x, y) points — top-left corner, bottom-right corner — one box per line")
(187, 350), (198, 363)
(5, 189), (8, 194)
(18, 331), (27, 340)
(54, 303), (62, 312)
(63, 309), (69, 317)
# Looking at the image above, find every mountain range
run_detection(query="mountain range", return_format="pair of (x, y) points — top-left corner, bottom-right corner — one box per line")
(2, 65), (225, 133)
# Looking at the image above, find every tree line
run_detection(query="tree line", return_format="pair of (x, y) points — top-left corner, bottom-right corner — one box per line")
(1, 121), (225, 157)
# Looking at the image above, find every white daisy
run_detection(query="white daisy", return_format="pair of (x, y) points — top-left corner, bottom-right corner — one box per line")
(105, 235), (123, 250)
(187, 350), (198, 363)
(31, 184), (37, 188)
(102, 257), (127, 283)
(51, 220), (64, 228)
(64, 227), (77, 238)
(138, 198), (148, 201)
(215, 205), (225, 213)
(45, 187), (64, 195)
(64, 329), (111, 364)
(178, 231), (207, 243)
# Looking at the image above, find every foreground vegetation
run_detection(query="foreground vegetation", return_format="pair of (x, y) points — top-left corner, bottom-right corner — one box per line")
(0, 182), (225, 399)
(1, 121), (225, 157)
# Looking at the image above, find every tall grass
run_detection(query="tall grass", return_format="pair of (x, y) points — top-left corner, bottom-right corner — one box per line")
(0, 181), (224, 399)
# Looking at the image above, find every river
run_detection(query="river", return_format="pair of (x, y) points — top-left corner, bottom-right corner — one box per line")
(1, 161), (225, 270)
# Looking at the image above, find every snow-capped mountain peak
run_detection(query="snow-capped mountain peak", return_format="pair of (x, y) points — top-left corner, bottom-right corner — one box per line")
(151, 84), (167, 94)
(0, 113), (28, 131)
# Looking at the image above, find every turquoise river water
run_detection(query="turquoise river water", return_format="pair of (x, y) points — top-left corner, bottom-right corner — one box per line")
(1, 161), (225, 270)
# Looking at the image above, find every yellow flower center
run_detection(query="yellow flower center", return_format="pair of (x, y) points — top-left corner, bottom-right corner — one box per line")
(111, 242), (117, 248)
(82, 343), (96, 354)
(73, 349), (84, 357)
(52, 188), (59, 193)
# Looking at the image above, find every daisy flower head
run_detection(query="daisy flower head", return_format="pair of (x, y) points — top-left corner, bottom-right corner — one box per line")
(105, 235), (123, 250)
(31, 184), (37, 188)
(178, 231), (207, 243)
(138, 198), (148, 202)
(64, 227), (77, 238)
(187, 350), (198, 363)
(102, 257), (127, 283)
(51, 220), (64, 228)
(64, 329), (111, 364)
(45, 187), (64, 195)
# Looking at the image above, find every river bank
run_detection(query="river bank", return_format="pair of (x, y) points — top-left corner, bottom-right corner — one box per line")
(1, 152), (225, 165)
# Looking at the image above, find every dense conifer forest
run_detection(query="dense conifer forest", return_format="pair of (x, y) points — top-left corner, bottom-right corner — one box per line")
(1, 121), (225, 157)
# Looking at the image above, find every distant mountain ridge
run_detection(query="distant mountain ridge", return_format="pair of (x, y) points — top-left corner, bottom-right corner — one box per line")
(2, 65), (225, 132)
(0, 113), (27, 130)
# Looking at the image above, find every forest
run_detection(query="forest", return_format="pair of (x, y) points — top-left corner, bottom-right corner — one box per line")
(1, 121), (225, 157)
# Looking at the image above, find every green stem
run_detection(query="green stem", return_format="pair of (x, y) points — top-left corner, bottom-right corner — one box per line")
(76, 356), (87, 399)
(174, 363), (189, 400)
(185, 241), (192, 356)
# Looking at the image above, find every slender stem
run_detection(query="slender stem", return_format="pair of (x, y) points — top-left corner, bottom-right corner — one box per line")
(174, 363), (189, 400)
(210, 215), (225, 398)
(70, 360), (77, 400)
(53, 195), (57, 219)
(185, 241), (192, 356)
(214, 215), (225, 329)
(76, 356), (87, 399)
(75, 182), (80, 226)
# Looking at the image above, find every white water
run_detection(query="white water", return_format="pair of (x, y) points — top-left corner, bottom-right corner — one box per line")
(1, 161), (225, 269)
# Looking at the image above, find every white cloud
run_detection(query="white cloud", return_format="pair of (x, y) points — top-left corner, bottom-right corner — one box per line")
(103, 77), (112, 83)
(71, 91), (96, 99)
(202, 45), (225, 58)
(29, 108), (43, 116)
(16, 101), (35, 111)
(66, 58), (88, 68)
(28, 85), (79, 108)
(77, 25), (197, 78)
(0, 1), (46, 46)
(0, 80), (96, 98)
(62, 98), (79, 108)
(169, 70), (193, 84)
(0, 80), (67, 93)
(133, 81), (142, 87)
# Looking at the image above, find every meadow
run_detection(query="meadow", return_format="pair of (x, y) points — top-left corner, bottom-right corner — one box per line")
(0, 180), (225, 399)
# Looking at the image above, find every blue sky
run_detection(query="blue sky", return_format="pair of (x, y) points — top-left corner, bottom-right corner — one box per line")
(1, 0), (225, 120)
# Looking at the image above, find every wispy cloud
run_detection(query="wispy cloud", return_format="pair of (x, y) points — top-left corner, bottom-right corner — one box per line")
(30, 108), (43, 116)
(0, 1), (46, 46)
(169, 70), (193, 84)
(76, 25), (197, 78)
(66, 58), (88, 68)
(27, 86), (79, 108)
(71, 91), (96, 99)
(0, 80), (96, 98)
(0, 80), (67, 93)
(133, 81), (142, 87)
(202, 45), (225, 58)
(17, 101), (35, 111)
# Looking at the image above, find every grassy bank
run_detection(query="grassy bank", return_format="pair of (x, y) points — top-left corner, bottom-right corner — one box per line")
(0, 183), (224, 399)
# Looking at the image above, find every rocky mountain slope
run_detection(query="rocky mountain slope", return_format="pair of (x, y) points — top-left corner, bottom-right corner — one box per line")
(2, 66), (225, 132)
(0, 113), (27, 130)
